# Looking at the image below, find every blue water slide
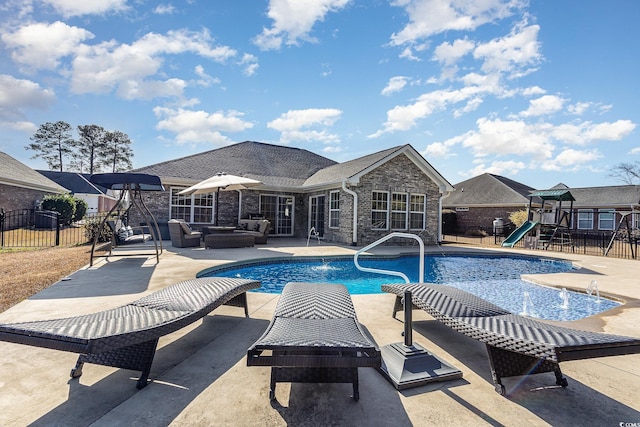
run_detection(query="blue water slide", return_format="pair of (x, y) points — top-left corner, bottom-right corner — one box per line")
(501, 221), (538, 247)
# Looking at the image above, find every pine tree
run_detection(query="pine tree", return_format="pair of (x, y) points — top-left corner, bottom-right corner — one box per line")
(26, 121), (76, 171)
(103, 130), (134, 172)
(75, 125), (106, 174)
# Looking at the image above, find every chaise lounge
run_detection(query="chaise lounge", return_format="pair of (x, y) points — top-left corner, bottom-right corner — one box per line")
(247, 282), (381, 401)
(382, 283), (640, 395)
(0, 277), (260, 389)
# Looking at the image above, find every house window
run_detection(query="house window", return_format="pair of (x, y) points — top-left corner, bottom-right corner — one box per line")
(329, 191), (340, 228)
(371, 191), (389, 230)
(391, 193), (408, 229)
(598, 209), (615, 231)
(170, 187), (214, 223)
(577, 209), (594, 230)
(410, 194), (426, 229)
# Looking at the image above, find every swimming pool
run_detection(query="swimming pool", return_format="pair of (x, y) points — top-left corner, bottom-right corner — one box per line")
(199, 254), (620, 321)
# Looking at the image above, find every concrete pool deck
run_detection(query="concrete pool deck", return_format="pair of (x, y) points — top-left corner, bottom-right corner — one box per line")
(0, 239), (639, 426)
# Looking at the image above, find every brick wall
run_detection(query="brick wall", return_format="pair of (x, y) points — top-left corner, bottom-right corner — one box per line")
(0, 184), (54, 211)
(452, 206), (524, 235)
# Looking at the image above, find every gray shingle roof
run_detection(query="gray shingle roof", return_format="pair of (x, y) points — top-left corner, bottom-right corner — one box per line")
(445, 173), (535, 206)
(37, 171), (105, 195)
(0, 152), (68, 193)
(558, 185), (640, 208)
(133, 141), (338, 188)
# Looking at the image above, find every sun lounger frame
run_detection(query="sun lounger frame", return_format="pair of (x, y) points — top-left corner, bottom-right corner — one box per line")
(247, 282), (381, 401)
(383, 283), (640, 395)
(0, 277), (260, 389)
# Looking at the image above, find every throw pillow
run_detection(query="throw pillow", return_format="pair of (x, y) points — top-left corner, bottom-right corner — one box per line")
(179, 222), (192, 235)
(126, 225), (134, 237)
(253, 222), (261, 231)
(118, 228), (129, 241)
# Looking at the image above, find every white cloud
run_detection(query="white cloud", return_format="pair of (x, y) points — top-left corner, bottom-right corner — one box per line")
(268, 108), (342, 143)
(467, 160), (527, 177)
(521, 86), (546, 96)
(518, 94), (565, 117)
(390, 0), (524, 45)
(540, 148), (602, 172)
(473, 23), (542, 78)
(551, 120), (636, 145)
(153, 107), (254, 145)
(70, 29), (236, 98)
(630, 147), (640, 155)
(381, 76), (410, 96)
(117, 78), (186, 100)
(2, 21), (94, 70)
(41, 0), (128, 17)
(193, 65), (221, 87)
(253, 0), (350, 50)
(239, 53), (259, 76)
(433, 38), (474, 66)
(0, 74), (55, 120)
(153, 4), (176, 15)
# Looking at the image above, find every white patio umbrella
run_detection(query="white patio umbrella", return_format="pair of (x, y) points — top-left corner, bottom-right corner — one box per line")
(178, 173), (262, 225)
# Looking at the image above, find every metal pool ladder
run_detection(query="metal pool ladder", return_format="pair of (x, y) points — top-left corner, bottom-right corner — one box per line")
(353, 232), (424, 283)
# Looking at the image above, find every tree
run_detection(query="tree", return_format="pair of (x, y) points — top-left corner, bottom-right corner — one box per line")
(609, 162), (640, 185)
(26, 121), (76, 171)
(75, 124), (106, 174)
(102, 130), (134, 172)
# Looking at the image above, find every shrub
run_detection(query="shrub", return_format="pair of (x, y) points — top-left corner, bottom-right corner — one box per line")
(84, 216), (113, 242)
(41, 194), (76, 225)
(72, 197), (88, 222)
(509, 210), (529, 227)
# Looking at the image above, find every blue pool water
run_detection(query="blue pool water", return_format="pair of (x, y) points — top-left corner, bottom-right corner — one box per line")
(201, 255), (621, 321)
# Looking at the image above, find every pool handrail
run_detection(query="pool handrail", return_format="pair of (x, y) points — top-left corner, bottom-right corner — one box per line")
(354, 232), (424, 283)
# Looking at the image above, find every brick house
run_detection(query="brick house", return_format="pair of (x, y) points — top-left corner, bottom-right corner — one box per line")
(0, 152), (68, 212)
(133, 141), (454, 245)
(443, 173), (540, 235)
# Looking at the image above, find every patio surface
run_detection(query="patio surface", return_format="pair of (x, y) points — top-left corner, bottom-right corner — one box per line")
(1, 239), (639, 426)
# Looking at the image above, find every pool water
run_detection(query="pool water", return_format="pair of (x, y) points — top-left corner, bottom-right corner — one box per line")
(202, 254), (620, 321)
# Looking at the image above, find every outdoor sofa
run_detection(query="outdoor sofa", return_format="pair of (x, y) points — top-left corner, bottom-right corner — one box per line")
(247, 282), (381, 401)
(382, 283), (640, 395)
(168, 219), (202, 248)
(0, 277), (260, 389)
(236, 219), (271, 244)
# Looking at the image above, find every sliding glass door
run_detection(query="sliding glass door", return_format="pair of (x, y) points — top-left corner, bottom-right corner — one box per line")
(260, 195), (294, 236)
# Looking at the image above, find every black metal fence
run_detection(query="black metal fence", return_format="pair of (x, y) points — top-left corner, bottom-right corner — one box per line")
(0, 208), (96, 248)
(444, 225), (639, 260)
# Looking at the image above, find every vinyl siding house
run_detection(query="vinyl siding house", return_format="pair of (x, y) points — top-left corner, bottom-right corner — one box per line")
(37, 171), (117, 214)
(133, 141), (454, 245)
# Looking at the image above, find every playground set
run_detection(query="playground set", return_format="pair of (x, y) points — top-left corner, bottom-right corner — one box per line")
(501, 189), (636, 258)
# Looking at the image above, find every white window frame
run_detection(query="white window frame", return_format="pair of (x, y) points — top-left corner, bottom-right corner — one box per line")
(329, 190), (340, 229)
(598, 209), (616, 231)
(169, 186), (214, 223)
(409, 194), (426, 230)
(577, 209), (594, 230)
(390, 192), (408, 230)
(371, 191), (389, 230)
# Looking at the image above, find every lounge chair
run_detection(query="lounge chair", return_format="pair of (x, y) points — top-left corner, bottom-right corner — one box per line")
(0, 277), (260, 389)
(247, 282), (381, 401)
(382, 283), (640, 395)
(168, 219), (201, 248)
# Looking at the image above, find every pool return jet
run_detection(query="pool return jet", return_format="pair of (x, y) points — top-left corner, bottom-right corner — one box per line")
(354, 232), (462, 390)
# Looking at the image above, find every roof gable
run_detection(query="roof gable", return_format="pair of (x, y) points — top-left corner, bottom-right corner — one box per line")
(0, 152), (67, 193)
(37, 171), (105, 195)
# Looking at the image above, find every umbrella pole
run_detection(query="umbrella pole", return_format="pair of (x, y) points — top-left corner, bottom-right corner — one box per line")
(215, 189), (220, 226)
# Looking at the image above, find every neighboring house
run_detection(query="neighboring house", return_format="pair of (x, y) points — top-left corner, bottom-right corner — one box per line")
(543, 183), (640, 233)
(0, 152), (68, 212)
(133, 141), (454, 245)
(37, 170), (118, 214)
(443, 173), (540, 234)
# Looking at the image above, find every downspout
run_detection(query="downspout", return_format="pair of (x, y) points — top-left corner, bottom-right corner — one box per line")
(439, 188), (453, 243)
(342, 181), (358, 246)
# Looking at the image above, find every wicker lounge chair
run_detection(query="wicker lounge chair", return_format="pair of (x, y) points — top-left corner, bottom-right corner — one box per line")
(247, 282), (381, 401)
(168, 219), (201, 248)
(0, 277), (260, 389)
(382, 283), (640, 395)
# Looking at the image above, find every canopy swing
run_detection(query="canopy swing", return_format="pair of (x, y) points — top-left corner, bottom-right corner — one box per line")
(89, 173), (164, 266)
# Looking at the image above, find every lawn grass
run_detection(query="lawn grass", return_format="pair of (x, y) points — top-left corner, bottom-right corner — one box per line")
(0, 246), (92, 312)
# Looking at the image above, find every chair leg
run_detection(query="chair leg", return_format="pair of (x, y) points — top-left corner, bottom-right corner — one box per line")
(352, 373), (359, 401)
(269, 368), (277, 400)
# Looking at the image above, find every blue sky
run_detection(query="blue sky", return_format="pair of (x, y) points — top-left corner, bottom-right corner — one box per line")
(0, 0), (638, 189)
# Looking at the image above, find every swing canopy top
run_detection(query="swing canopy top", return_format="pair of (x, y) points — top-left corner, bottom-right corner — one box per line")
(90, 173), (164, 191)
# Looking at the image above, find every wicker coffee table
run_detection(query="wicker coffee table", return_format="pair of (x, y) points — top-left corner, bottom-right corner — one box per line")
(205, 232), (255, 249)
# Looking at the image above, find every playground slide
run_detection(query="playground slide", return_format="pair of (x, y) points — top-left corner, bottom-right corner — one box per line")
(501, 221), (538, 247)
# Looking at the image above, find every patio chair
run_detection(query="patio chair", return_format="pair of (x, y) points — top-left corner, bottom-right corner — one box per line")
(168, 219), (201, 248)
(382, 283), (640, 395)
(0, 277), (260, 389)
(247, 282), (381, 401)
